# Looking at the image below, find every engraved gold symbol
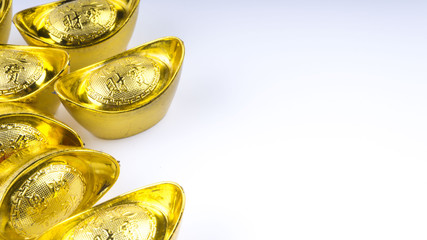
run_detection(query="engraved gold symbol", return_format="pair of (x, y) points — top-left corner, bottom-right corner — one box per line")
(86, 56), (161, 106)
(63, 10), (83, 31)
(0, 123), (47, 161)
(45, 0), (117, 45)
(0, 50), (44, 96)
(106, 72), (128, 96)
(10, 164), (86, 238)
(72, 204), (156, 240)
(5, 64), (24, 84)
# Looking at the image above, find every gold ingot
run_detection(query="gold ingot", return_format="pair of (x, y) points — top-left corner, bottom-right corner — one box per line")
(0, 45), (69, 116)
(0, 146), (120, 240)
(55, 37), (185, 139)
(0, 0), (12, 43)
(13, 0), (140, 71)
(0, 103), (83, 162)
(37, 182), (185, 240)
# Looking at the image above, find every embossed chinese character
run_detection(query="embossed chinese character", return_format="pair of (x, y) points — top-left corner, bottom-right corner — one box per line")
(47, 175), (68, 193)
(86, 7), (101, 24)
(106, 72), (128, 96)
(10, 134), (29, 150)
(26, 193), (44, 208)
(63, 11), (83, 31)
(4, 64), (24, 85)
(94, 229), (114, 240)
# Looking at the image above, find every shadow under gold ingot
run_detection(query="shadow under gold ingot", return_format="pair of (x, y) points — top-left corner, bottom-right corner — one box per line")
(0, 0), (12, 44)
(0, 104), (83, 162)
(0, 45), (69, 116)
(13, 0), (140, 71)
(37, 182), (185, 240)
(55, 37), (185, 139)
(0, 146), (120, 240)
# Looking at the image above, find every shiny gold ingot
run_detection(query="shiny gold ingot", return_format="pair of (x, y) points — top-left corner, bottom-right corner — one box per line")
(0, 0), (12, 43)
(0, 146), (120, 240)
(13, 0), (140, 71)
(55, 37), (185, 139)
(37, 182), (185, 240)
(0, 104), (83, 162)
(0, 45), (69, 115)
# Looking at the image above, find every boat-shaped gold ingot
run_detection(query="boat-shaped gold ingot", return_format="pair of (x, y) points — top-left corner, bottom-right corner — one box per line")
(0, 0), (12, 44)
(55, 37), (185, 139)
(0, 45), (69, 116)
(0, 146), (120, 240)
(0, 104), (83, 162)
(37, 182), (185, 240)
(13, 0), (140, 71)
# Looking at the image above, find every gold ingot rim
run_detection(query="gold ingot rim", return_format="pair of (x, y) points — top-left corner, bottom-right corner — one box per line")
(0, 146), (120, 239)
(0, 45), (70, 115)
(13, 0), (140, 49)
(36, 182), (185, 240)
(55, 37), (185, 139)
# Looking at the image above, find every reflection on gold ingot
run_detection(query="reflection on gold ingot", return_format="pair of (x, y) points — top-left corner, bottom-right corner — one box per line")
(13, 0), (140, 71)
(37, 182), (185, 240)
(0, 45), (69, 116)
(55, 37), (185, 139)
(0, 146), (120, 240)
(0, 0), (12, 44)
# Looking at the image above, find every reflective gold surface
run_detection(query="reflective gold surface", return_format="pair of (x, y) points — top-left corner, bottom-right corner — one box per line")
(0, 0), (12, 44)
(0, 45), (69, 116)
(37, 182), (185, 240)
(55, 37), (185, 139)
(0, 107), (83, 162)
(0, 146), (120, 240)
(13, 0), (140, 71)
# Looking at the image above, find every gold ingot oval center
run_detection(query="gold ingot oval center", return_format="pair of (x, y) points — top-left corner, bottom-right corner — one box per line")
(46, 0), (117, 45)
(10, 164), (86, 238)
(85, 55), (161, 106)
(0, 50), (44, 96)
(0, 123), (47, 161)
(72, 204), (156, 240)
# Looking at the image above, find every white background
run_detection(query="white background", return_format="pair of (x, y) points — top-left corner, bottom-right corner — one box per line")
(9, 0), (427, 239)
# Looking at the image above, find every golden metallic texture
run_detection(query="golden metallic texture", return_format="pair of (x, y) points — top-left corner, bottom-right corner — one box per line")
(0, 45), (69, 116)
(0, 0), (12, 43)
(37, 182), (185, 240)
(55, 37), (185, 139)
(13, 0), (140, 71)
(0, 108), (83, 162)
(0, 146), (120, 240)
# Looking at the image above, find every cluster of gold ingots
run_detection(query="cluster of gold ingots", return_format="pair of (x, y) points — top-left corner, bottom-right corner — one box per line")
(0, 0), (185, 239)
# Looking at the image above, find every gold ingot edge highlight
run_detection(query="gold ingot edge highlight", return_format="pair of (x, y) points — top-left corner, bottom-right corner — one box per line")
(37, 182), (185, 240)
(55, 37), (185, 139)
(0, 146), (120, 240)
(13, 0), (140, 71)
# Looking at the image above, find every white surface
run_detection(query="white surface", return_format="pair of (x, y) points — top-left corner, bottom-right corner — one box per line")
(9, 0), (427, 239)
